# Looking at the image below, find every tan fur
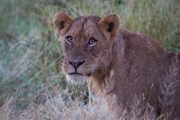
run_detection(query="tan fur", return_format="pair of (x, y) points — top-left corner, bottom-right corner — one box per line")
(53, 12), (180, 119)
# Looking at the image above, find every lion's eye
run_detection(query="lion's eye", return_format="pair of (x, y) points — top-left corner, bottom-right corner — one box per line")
(88, 38), (97, 46)
(66, 36), (73, 44)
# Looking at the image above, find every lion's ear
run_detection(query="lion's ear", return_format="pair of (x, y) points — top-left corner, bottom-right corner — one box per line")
(98, 14), (120, 41)
(53, 12), (73, 36)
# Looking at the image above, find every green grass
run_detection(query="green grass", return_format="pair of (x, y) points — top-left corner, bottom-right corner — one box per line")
(0, 0), (180, 119)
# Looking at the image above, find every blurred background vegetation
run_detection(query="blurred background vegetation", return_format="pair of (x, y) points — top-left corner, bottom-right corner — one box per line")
(0, 0), (180, 112)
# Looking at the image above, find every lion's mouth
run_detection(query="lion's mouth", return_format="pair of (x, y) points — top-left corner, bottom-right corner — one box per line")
(69, 71), (83, 75)
(68, 72), (91, 77)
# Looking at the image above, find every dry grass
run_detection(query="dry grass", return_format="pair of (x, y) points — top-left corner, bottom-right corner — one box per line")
(0, 89), (159, 120)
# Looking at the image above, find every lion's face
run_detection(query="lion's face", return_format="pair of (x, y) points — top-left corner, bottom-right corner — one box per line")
(54, 13), (120, 84)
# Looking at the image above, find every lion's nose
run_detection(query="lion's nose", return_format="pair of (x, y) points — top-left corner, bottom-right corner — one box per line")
(68, 60), (85, 70)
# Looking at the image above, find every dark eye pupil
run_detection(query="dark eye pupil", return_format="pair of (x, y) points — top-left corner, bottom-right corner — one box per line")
(90, 39), (94, 44)
(88, 39), (97, 46)
(68, 37), (72, 41)
(66, 36), (72, 43)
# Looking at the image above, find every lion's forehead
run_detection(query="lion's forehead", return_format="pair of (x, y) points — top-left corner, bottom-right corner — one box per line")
(74, 15), (101, 24)
(67, 16), (102, 39)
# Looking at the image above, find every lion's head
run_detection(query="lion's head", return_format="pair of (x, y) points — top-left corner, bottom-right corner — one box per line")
(53, 12), (120, 84)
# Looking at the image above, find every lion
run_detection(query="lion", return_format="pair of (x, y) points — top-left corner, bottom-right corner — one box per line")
(53, 12), (180, 119)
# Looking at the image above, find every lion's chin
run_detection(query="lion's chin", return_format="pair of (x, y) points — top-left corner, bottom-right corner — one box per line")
(65, 74), (88, 85)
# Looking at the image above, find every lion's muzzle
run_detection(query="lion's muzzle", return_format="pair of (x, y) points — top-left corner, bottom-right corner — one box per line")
(68, 59), (85, 70)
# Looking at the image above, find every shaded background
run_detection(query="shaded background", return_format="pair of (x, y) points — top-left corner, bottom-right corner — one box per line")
(0, 0), (180, 116)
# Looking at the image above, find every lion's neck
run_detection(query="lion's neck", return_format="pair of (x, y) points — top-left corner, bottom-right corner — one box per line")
(88, 30), (125, 97)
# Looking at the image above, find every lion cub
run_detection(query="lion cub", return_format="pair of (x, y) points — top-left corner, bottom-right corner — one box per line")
(53, 12), (180, 119)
